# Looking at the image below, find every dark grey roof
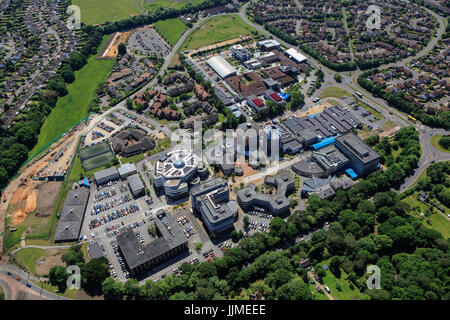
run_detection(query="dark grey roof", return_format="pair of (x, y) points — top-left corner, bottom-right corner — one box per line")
(54, 187), (90, 242)
(88, 242), (104, 260)
(336, 133), (380, 165)
(127, 174), (144, 193)
(117, 210), (187, 270)
(94, 167), (119, 182)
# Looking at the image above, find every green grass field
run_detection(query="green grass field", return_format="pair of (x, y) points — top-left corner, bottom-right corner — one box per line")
(13, 248), (48, 274)
(181, 14), (258, 51)
(403, 195), (450, 239)
(73, 0), (144, 25)
(30, 43), (114, 157)
(318, 260), (370, 300)
(154, 18), (187, 46)
(430, 135), (450, 153)
(143, 0), (205, 11)
(319, 87), (351, 99)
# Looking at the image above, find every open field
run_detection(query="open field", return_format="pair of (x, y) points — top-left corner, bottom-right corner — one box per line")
(319, 86), (351, 99)
(318, 259), (370, 300)
(143, 0), (205, 11)
(13, 248), (48, 274)
(73, 0), (144, 25)
(154, 18), (187, 46)
(181, 15), (258, 51)
(430, 135), (450, 153)
(30, 40), (114, 156)
(403, 195), (450, 239)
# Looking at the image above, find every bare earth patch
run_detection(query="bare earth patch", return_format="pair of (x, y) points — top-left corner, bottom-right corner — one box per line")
(35, 249), (65, 276)
(12, 209), (26, 225)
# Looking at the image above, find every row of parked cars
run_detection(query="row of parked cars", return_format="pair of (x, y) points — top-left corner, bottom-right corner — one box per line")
(94, 189), (117, 203)
(89, 204), (139, 229)
(112, 243), (130, 279)
(249, 220), (270, 232)
(97, 179), (118, 191)
(184, 226), (195, 238)
(246, 211), (273, 220)
(177, 215), (189, 226)
(91, 194), (133, 215)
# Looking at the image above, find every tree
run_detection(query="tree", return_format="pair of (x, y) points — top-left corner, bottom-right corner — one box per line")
(118, 43), (127, 56)
(62, 245), (84, 265)
(276, 278), (313, 300)
(102, 278), (124, 300)
(334, 73), (342, 83)
(81, 257), (110, 296)
(243, 216), (250, 229)
(195, 242), (203, 251)
(49, 266), (69, 293)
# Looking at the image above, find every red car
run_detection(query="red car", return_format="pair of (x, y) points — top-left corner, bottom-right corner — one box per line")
(210, 253), (215, 257)
(207, 257), (212, 262)
(16, 276), (21, 281)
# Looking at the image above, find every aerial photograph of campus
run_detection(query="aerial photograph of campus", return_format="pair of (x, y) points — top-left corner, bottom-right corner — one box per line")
(0, 0), (449, 307)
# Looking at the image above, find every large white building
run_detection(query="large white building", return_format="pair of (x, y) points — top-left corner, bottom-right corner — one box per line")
(152, 149), (209, 199)
(284, 48), (307, 64)
(206, 55), (237, 79)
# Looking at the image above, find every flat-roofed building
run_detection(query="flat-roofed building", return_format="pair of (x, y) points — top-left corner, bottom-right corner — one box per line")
(191, 178), (237, 233)
(127, 173), (145, 197)
(312, 145), (350, 176)
(118, 163), (137, 179)
(117, 210), (188, 275)
(231, 44), (251, 61)
(236, 171), (295, 215)
(94, 167), (119, 185)
(285, 48), (307, 63)
(257, 39), (281, 51)
(335, 133), (380, 176)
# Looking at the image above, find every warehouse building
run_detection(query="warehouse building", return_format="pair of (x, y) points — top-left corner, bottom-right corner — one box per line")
(207, 55), (237, 79)
(54, 187), (90, 242)
(118, 163), (137, 179)
(127, 173), (145, 197)
(285, 48), (307, 63)
(94, 167), (120, 185)
(117, 210), (188, 276)
(191, 179), (237, 233)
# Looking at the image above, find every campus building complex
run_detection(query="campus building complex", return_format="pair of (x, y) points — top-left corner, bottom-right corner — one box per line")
(152, 149), (209, 200)
(117, 210), (188, 276)
(191, 179), (238, 233)
(236, 171), (295, 215)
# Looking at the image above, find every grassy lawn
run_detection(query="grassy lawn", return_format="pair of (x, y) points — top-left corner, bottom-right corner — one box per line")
(30, 38), (114, 157)
(143, 0), (205, 11)
(181, 14), (258, 51)
(148, 137), (172, 156)
(154, 18), (187, 46)
(0, 285), (4, 300)
(430, 135), (450, 153)
(403, 195), (450, 239)
(120, 153), (145, 164)
(317, 259), (369, 300)
(13, 248), (48, 274)
(73, 0), (144, 25)
(319, 87), (351, 99)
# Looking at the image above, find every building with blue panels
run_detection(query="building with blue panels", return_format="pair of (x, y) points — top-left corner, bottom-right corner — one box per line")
(335, 133), (380, 177)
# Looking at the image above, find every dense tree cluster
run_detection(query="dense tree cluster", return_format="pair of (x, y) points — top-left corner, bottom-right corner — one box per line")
(438, 135), (450, 151)
(414, 161), (450, 208)
(358, 69), (450, 129)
